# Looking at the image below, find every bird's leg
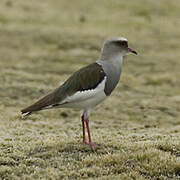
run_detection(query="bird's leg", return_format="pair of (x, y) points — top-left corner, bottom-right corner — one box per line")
(81, 114), (87, 145)
(85, 118), (95, 149)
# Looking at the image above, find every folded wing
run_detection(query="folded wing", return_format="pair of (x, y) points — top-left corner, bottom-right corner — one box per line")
(21, 63), (106, 115)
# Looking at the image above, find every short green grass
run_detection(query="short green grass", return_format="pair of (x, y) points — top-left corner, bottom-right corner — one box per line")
(0, 0), (180, 179)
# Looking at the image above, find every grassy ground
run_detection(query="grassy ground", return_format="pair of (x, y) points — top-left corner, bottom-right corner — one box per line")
(0, 0), (180, 179)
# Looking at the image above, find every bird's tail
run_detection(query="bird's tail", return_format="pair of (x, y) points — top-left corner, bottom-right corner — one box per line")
(21, 92), (56, 117)
(21, 111), (32, 118)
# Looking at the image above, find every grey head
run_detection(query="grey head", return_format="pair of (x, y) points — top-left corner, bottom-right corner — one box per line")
(100, 37), (137, 61)
(97, 37), (137, 96)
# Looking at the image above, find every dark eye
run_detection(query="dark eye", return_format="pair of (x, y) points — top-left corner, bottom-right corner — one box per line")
(121, 41), (127, 46)
(114, 40), (128, 47)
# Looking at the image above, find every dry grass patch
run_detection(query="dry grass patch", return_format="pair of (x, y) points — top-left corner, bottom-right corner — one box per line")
(0, 0), (180, 179)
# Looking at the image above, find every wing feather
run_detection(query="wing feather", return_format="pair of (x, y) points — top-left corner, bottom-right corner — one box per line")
(21, 63), (106, 114)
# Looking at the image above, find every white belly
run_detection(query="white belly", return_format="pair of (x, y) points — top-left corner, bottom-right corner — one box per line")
(56, 77), (107, 110)
(61, 90), (106, 110)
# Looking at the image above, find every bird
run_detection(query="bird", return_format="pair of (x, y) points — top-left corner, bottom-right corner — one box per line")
(21, 37), (137, 149)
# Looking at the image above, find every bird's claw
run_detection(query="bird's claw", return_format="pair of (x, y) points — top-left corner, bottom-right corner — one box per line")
(82, 141), (95, 150)
(89, 142), (95, 150)
(82, 141), (88, 145)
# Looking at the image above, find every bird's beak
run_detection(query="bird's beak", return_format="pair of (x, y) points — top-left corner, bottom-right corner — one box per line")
(128, 48), (137, 55)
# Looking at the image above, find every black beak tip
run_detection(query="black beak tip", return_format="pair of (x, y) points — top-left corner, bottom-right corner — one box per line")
(133, 50), (138, 55)
(128, 48), (138, 55)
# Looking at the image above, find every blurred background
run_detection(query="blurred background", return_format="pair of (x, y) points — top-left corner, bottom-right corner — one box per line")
(0, 0), (180, 179)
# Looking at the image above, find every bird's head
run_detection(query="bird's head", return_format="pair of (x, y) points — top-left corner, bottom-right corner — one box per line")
(101, 37), (137, 60)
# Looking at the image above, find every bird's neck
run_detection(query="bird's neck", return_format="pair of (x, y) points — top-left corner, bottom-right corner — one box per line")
(96, 54), (123, 96)
(98, 53), (124, 68)
(97, 54), (123, 82)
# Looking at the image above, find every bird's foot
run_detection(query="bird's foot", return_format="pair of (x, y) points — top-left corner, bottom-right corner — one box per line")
(89, 142), (95, 150)
(82, 140), (88, 145)
(82, 141), (95, 150)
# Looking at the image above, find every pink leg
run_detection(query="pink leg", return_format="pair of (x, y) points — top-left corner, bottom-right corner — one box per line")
(85, 118), (95, 149)
(81, 114), (87, 144)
